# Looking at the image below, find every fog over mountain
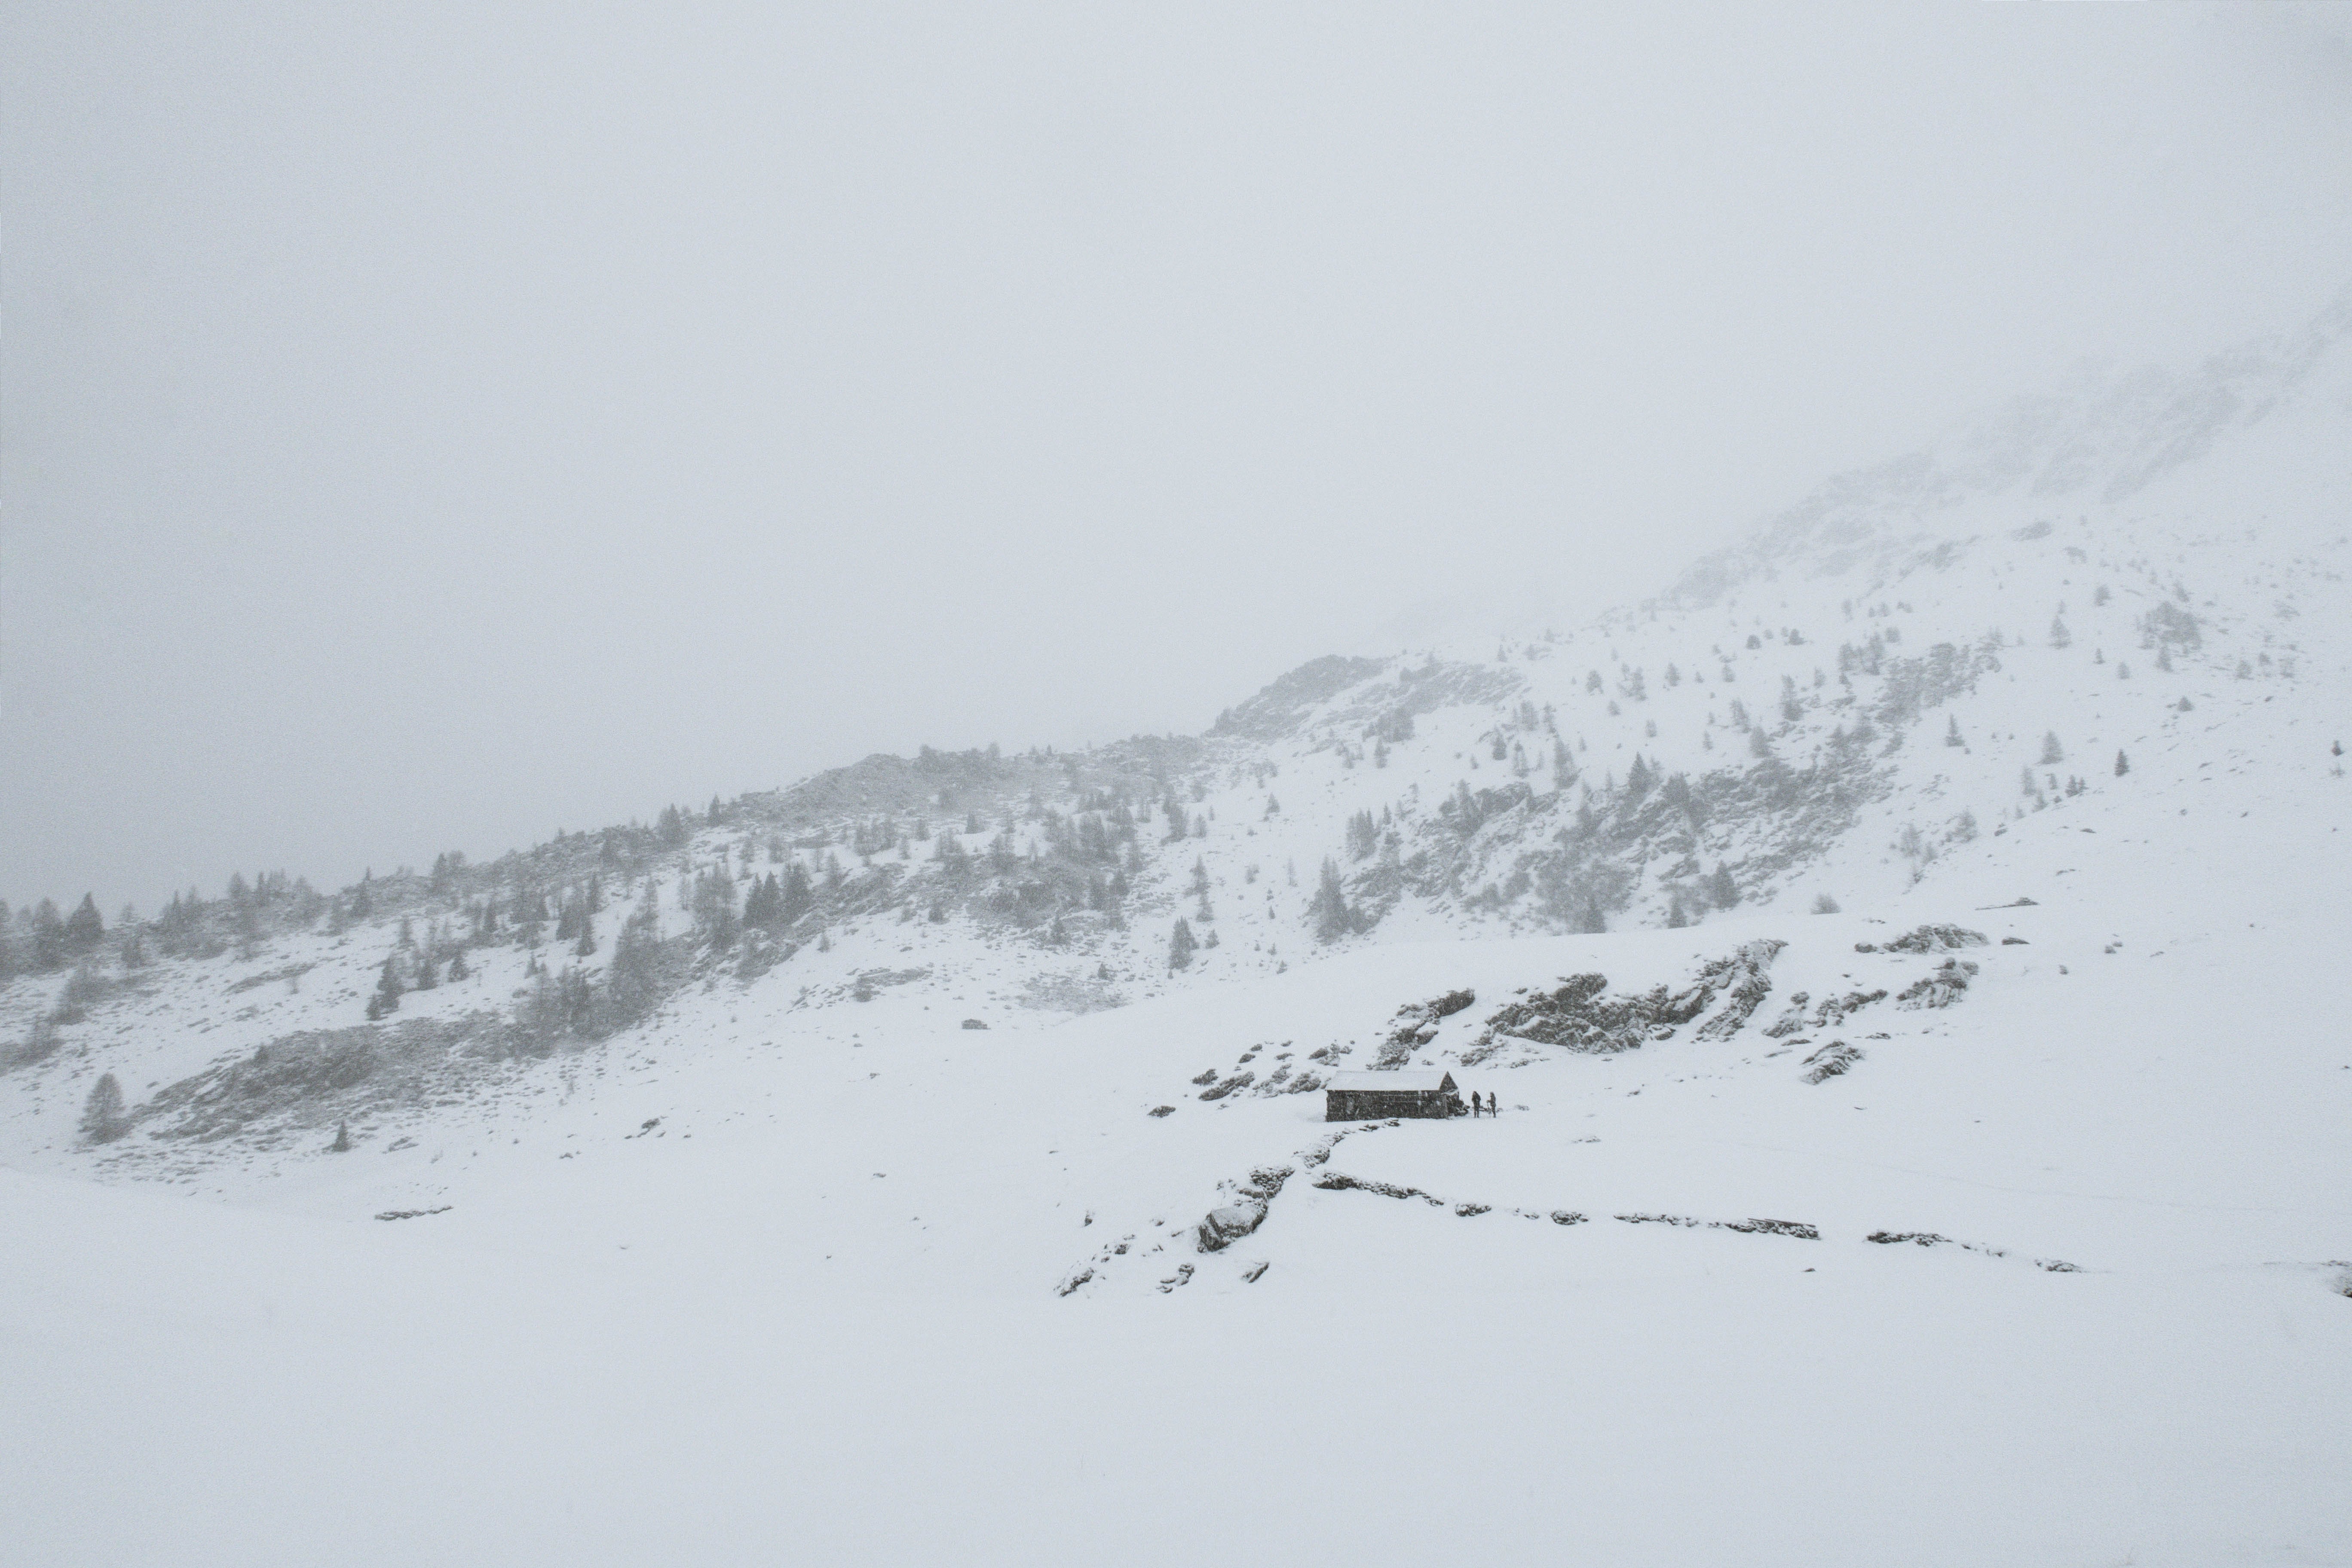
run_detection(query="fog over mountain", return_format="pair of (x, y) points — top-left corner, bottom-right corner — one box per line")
(7, 4), (2352, 913)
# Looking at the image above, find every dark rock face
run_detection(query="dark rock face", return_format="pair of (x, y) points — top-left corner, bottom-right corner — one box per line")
(1313, 1170), (1443, 1205)
(1197, 1200), (1268, 1252)
(1692, 943), (1786, 1042)
(1856, 923), (1987, 954)
(1766, 987), (1888, 1039)
(1896, 958), (1978, 1009)
(1866, 1229), (2075, 1272)
(1194, 1166), (1295, 1252)
(1197, 1071), (1256, 1101)
(1467, 940), (1785, 1058)
(1800, 1040), (1863, 1084)
(1374, 987), (1480, 1066)
(1721, 1218), (1819, 1240)
(1241, 1166), (1292, 1201)
(1428, 988), (1478, 1020)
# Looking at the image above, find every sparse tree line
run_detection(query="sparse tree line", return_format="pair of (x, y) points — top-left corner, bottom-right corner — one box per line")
(7, 735), (1258, 1079)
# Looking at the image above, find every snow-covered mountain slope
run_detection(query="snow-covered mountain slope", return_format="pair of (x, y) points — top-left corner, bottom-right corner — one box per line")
(4, 299), (2350, 1567)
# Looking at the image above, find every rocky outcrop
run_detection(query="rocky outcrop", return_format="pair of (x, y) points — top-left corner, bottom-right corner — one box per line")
(1312, 1170), (1443, 1205)
(1719, 1218), (1819, 1240)
(1800, 1040), (1863, 1084)
(1197, 1202), (1266, 1251)
(1194, 1165), (1294, 1252)
(1379, 988), (1477, 1054)
(1197, 1071), (1256, 1101)
(1466, 941), (1784, 1059)
(1896, 958), (1978, 1009)
(1856, 923), (1986, 955)
(1766, 988), (1888, 1038)
(1691, 942), (1786, 1042)
(1866, 1230), (2080, 1273)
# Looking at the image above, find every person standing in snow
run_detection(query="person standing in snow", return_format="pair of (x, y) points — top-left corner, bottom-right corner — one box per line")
(1484, 1091), (1497, 1117)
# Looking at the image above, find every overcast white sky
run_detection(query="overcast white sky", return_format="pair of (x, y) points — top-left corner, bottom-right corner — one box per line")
(6, 3), (2350, 913)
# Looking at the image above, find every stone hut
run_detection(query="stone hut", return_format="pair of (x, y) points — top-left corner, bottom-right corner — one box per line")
(1324, 1069), (1464, 1122)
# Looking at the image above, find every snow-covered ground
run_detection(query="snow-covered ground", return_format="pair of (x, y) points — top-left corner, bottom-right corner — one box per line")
(6, 301), (2350, 1565)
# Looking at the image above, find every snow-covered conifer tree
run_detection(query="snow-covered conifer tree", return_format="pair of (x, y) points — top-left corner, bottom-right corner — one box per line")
(80, 1073), (126, 1144)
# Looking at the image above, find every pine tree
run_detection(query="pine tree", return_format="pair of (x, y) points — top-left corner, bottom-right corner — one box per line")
(1666, 893), (1689, 928)
(1308, 858), (1359, 943)
(1707, 862), (1738, 908)
(80, 1072), (127, 1144)
(692, 869), (738, 948)
(64, 894), (104, 955)
(606, 907), (665, 1020)
(575, 912), (597, 958)
(1945, 716), (1964, 748)
(1167, 918), (1196, 971)
(331, 1122), (352, 1153)
(2114, 749), (2130, 777)
(371, 955), (403, 1018)
(2040, 732), (2064, 765)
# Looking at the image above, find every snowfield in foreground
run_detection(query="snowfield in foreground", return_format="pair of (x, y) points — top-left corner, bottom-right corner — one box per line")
(7, 814), (2347, 1567)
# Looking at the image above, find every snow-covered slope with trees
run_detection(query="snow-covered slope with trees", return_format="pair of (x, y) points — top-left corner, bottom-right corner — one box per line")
(4, 299), (2349, 1567)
